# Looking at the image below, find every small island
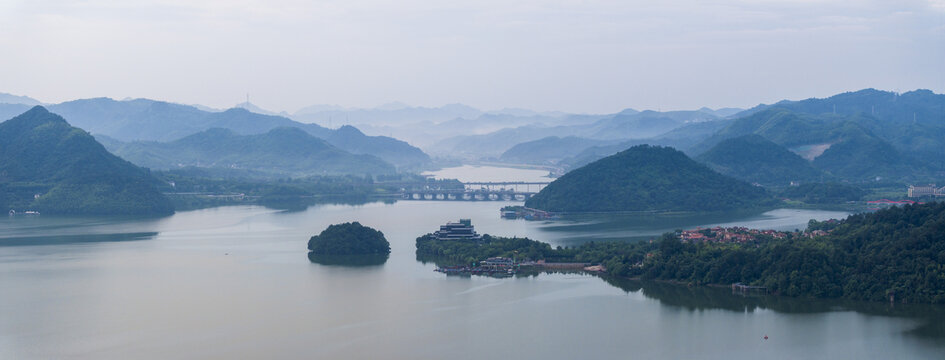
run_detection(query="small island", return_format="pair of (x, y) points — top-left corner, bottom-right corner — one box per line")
(308, 222), (390, 255)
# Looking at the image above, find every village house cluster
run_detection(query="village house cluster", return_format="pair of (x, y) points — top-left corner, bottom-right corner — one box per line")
(677, 226), (806, 243)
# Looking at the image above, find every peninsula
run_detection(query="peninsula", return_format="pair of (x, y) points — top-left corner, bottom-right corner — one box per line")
(419, 202), (945, 304)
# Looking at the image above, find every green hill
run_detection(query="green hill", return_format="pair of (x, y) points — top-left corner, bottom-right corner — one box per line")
(809, 123), (911, 180)
(697, 134), (825, 186)
(105, 127), (396, 176)
(0, 106), (173, 215)
(524, 145), (776, 212)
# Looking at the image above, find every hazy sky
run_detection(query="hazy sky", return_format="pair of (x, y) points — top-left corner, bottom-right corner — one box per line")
(1, 0), (943, 114)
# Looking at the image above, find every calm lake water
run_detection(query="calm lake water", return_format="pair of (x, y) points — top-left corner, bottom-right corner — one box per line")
(1, 166), (943, 359)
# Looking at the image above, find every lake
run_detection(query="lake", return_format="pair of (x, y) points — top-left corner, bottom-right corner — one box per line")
(1, 166), (943, 359)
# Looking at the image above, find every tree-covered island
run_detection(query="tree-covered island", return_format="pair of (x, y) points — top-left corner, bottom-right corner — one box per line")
(308, 222), (390, 255)
(419, 202), (945, 304)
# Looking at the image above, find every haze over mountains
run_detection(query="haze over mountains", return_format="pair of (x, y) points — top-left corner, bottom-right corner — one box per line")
(102, 127), (396, 177)
(0, 93), (43, 107)
(2, 88), (942, 186)
(0, 96), (430, 170)
(425, 108), (732, 159)
(489, 88), (945, 184)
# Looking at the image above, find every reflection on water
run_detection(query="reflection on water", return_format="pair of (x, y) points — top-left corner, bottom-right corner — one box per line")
(307, 253), (389, 267)
(0, 232), (158, 246)
(259, 195), (392, 212)
(524, 208), (852, 246)
(602, 276), (945, 342)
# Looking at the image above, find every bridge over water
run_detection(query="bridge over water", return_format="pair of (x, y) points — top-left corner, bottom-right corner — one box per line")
(401, 181), (552, 201)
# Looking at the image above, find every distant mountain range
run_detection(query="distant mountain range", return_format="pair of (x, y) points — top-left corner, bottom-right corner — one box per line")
(500, 136), (621, 165)
(0, 92), (44, 106)
(0, 98), (430, 169)
(102, 127), (396, 177)
(4, 88), (941, 185)
(0, 107), (173, 215)
(697, 89), (945, 156)
(428, 108), (733, 159)
(293, 102), (484, 126)
(687, 89), (945, 181)
(518, 88), (944, 184)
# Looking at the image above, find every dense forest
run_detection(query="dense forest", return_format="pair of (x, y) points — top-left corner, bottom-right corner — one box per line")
(0, 106), (173, 215)
(308, 222), (390, 255)
(525, 145), (777, 212)
(419, 202), (945, 304)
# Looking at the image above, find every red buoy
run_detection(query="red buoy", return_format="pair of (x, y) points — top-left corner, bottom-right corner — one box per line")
(764, 335), (768, 340)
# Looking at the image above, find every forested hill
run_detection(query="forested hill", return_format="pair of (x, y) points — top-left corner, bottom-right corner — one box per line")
(697, 134), (826, 186)
(0, 106), (173, 215)
(820, 202), (945, 302)
(524, 145), (777, 212)
(104, 127), (396, 177)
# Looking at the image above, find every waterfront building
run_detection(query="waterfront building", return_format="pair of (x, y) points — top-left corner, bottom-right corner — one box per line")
(434, 219), (482, 241)
(908, 184), (937, 198)
(481, 257), (514, 268)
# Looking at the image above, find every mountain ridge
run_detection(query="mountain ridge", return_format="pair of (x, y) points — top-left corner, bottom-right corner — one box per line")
(26, 97), (430, 169)
(103, 127), (396, 177)
(0, 106), (173, 215)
